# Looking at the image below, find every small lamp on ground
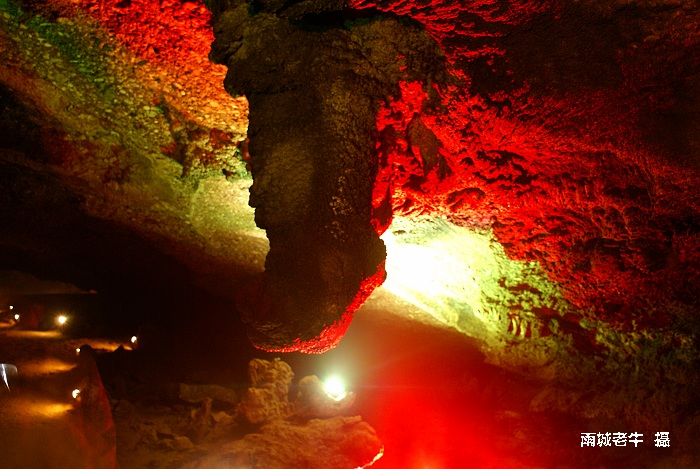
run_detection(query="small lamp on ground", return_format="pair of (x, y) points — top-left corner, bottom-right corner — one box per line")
(323, 376), (348, 402)
(57, 315), (67, 333)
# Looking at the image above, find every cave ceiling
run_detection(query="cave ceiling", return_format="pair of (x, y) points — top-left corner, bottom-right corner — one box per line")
(1, 0), (699, 391)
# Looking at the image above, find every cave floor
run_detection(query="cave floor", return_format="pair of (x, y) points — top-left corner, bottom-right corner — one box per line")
(0, 327), (120, 468)
(0, 306), (694, 469)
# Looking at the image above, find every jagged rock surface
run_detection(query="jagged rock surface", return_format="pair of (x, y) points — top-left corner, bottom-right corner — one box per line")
(111, 357), (382, 469)
(210, 0), (450, 352)
(184, 417), (382, 469)
(238, 358), (294, 425)
(190, 358), (381, 469)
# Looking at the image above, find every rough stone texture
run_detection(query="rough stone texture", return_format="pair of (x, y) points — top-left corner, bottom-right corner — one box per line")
(187, 358), (381, 469)
(110, 357), (382, 468)
(1, 0), (695, 374)
(345, 0), (700, 331)
(0, 0), (266, 309)
(0, 0), (696, 362)
(112, 396), (240, 468)
(1, 0), (700, 463)
(189, 397), (213, 443)
(237, 358), (294, 424)
(210, 0), (450, 352)
(184, 417), (382, 469)
(205, 1), (700, 459)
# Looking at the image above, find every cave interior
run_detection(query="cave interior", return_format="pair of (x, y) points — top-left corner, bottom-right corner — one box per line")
(1, 0), (700, 467)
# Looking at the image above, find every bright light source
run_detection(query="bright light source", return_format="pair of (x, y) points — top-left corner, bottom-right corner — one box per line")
(72, 389), (80, 399)
(75, 348), (81, 355)
(130, 336), (138, 344)
(323, 376), (347, 402)
(13, 314), (19, 321)
(57, 315), (67, 325)
(9, 305), (13, 310)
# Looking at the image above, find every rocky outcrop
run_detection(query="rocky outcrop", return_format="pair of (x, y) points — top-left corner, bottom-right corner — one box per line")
(185, 417), (382, 469)
(238, 358), (295, 424)
(194, 358), (382, 469)
(211, 0), (448, 352)
(210, 0), (700, 382)
(0, 0), (263, 311)
(1, 1), (699, 464)
(0, 0), (698, 402)
(204, 7), (700, 451)
(112, 357), (382, 469)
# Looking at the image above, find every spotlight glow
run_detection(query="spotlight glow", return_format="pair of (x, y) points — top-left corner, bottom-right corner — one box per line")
(72, 389), (80, 399)
(130, 335), (138, 344)
(9, 305), (13, 310)
(323, 376), (347, 402)
(57, 315), (67, 326)
(76, 348), (81, 355)
(14, 314), (19, 321)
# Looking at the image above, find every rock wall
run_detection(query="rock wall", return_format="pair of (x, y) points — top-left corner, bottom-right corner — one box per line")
(0, 0), (266, 304)
(210, 0), (700, 370)
(1, 0), (698, 384)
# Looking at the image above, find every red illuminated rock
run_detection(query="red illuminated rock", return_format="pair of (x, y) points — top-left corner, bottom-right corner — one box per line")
(0, 0), (698, 385)
(210, 0), (698, 350)
(347, 0), (700, 330)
